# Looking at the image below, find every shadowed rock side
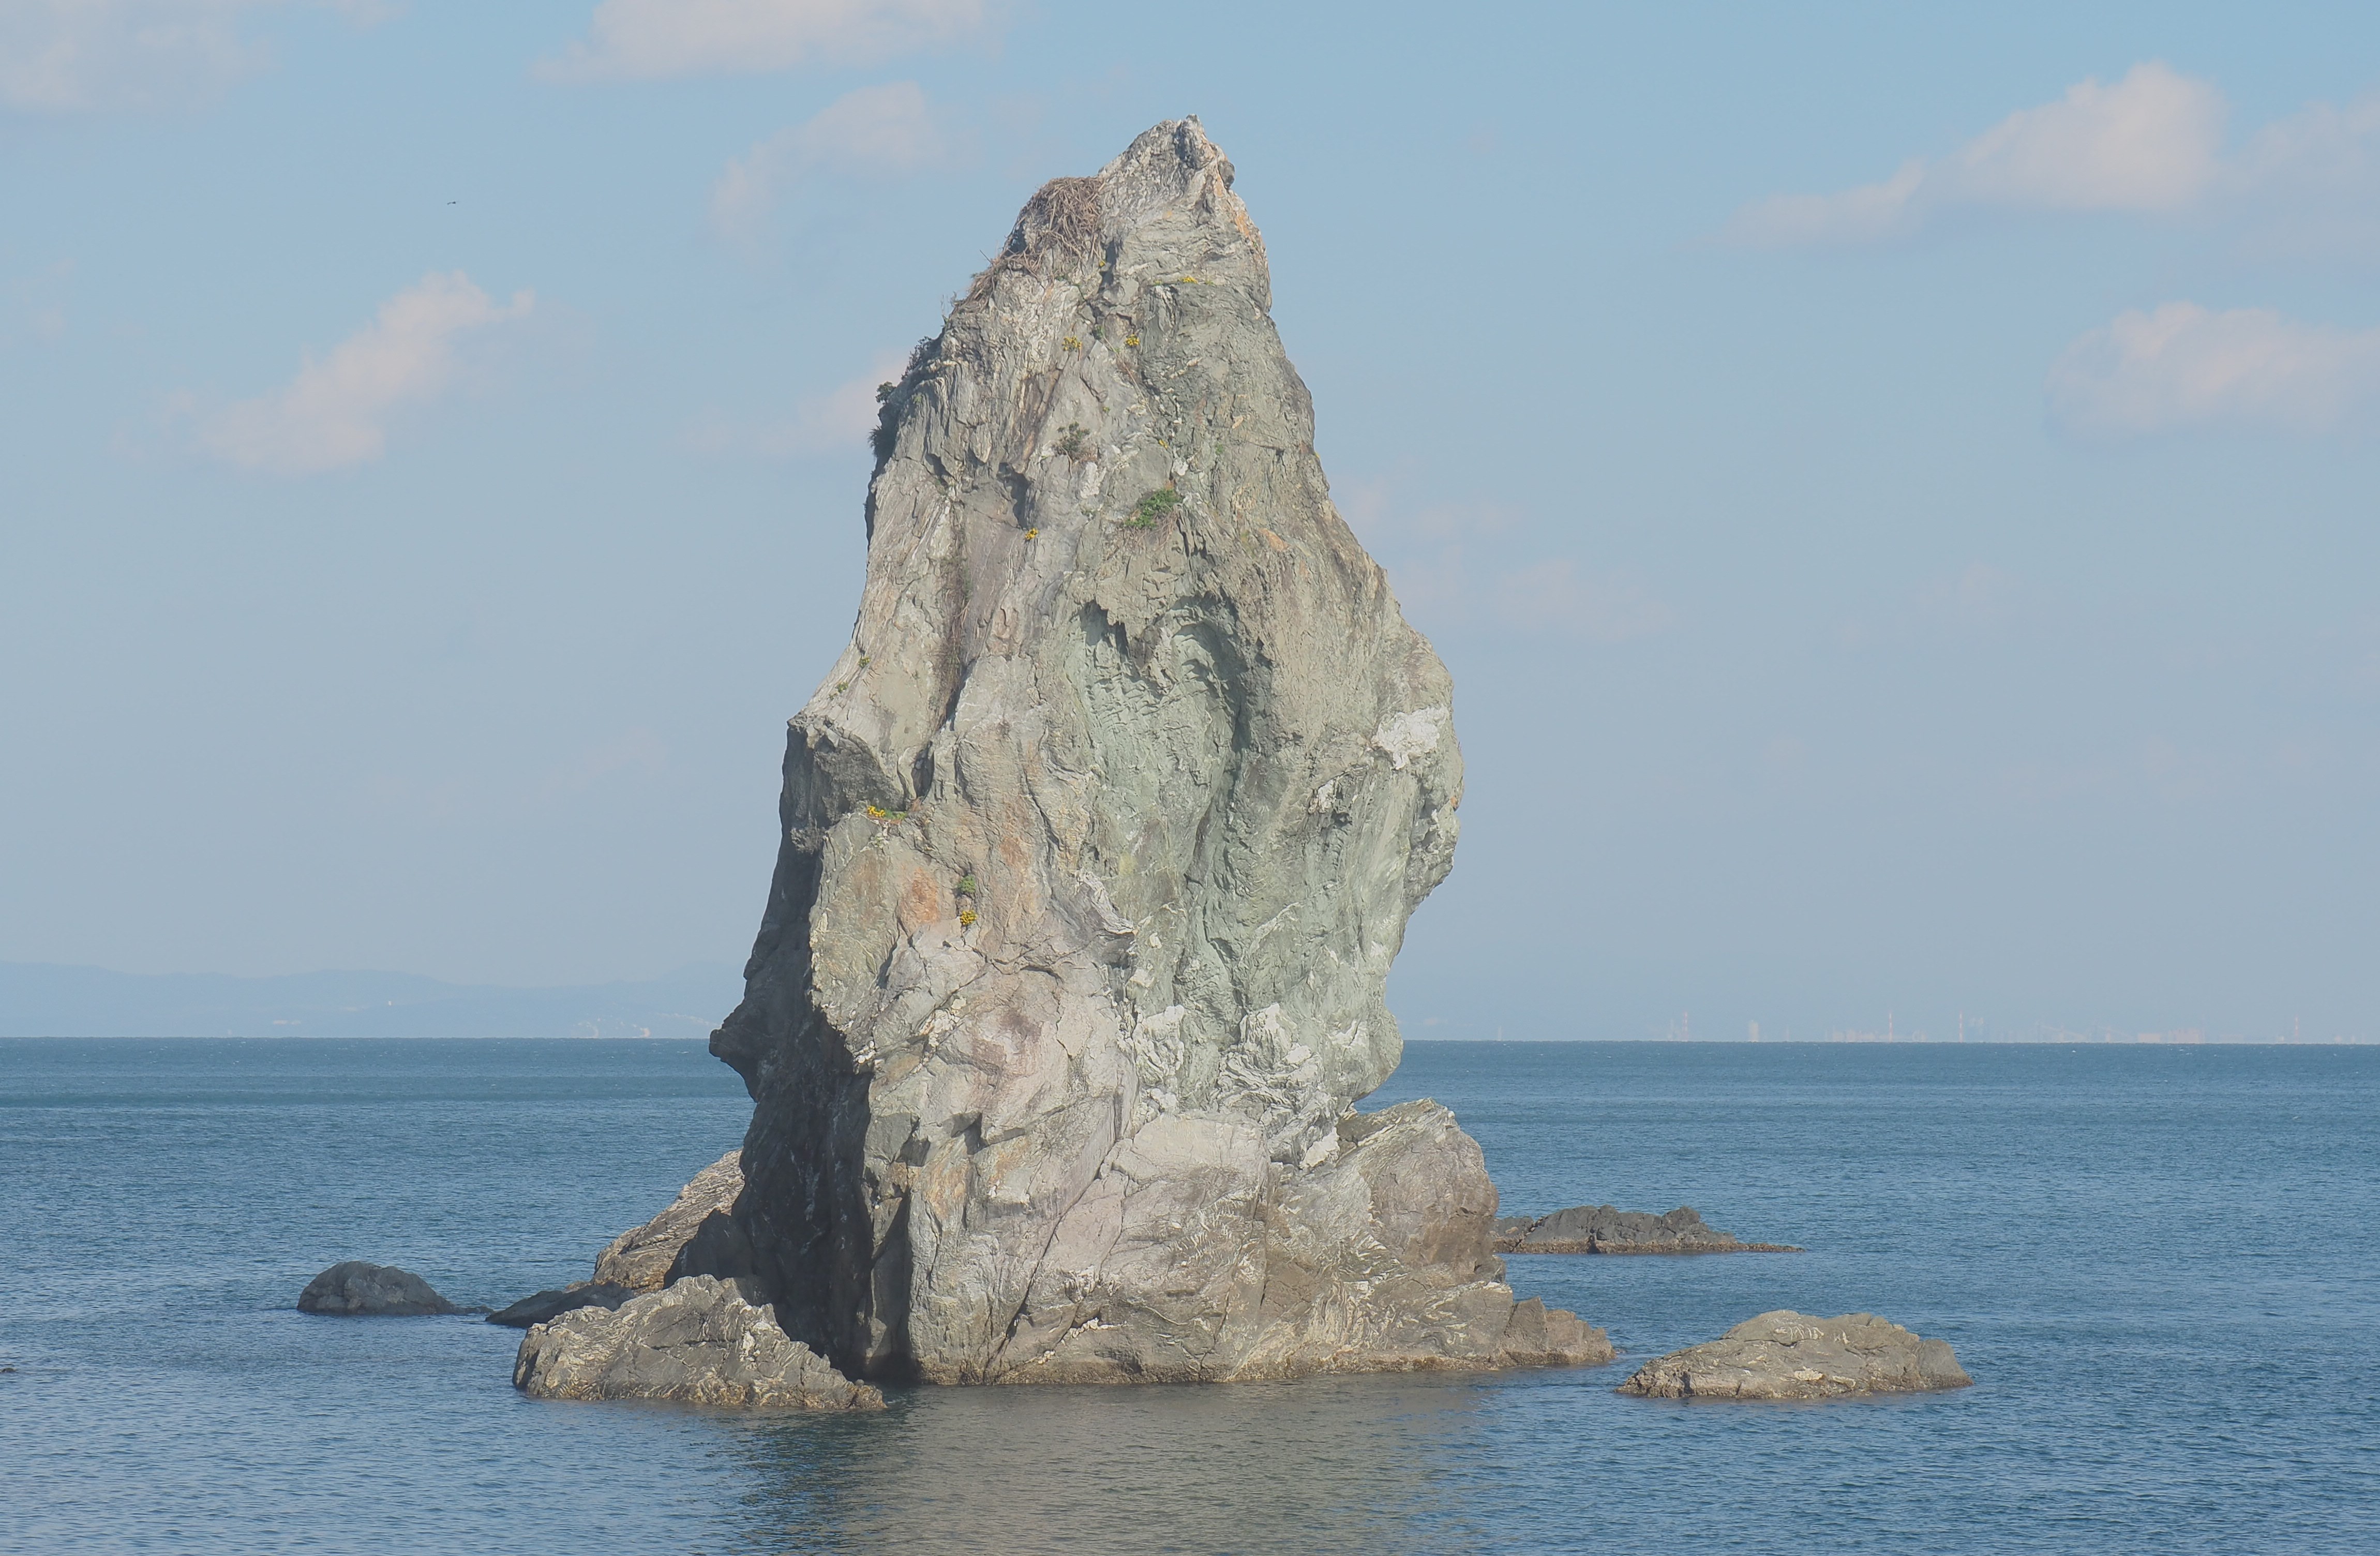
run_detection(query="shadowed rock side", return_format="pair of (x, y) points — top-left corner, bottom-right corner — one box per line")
(698, 117), (1606, 1384)
(515, 1276), (885, 1411)
(1492, 1205), (1802, 1254)
(1620, 1311), (1972, 1401)
(487, 1282), (635, 1329)
(593, 1150), (746, 1292)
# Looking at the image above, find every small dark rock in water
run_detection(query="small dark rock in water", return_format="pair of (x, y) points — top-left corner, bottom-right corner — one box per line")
(297, 1261), (458, 1316)
(1619, 1310), (1972, 1400)
(487, 1282), (636, 1329)
(1493, 1205), (1801, 1254)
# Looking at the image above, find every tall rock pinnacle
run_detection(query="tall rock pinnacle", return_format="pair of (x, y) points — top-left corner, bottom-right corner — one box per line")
(705, 118), (1608, 1382)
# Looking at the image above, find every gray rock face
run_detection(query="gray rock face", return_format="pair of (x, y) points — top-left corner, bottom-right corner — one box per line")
(701, 117), (1601, 1384)
(296, 1261), (456, 1316)
(513, 1275), (885, 1411)
(1495, 1204), (1801, 1254)
(1620, 1311), (1972, 1400)
(592, 1150), (744, 1292)
(487, 1282), (635, 1329)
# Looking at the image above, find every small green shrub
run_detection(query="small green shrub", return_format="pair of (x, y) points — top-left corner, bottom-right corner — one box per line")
(1124, 487), (1182, 528)
(1052, 423), (1091, 461)
(955, 874), (978, 896)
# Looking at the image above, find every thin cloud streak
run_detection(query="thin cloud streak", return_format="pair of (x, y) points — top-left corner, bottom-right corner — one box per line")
(1729, 62), (2226, 246)
(2048, 302), (2380, 438)
(540, 0), (994, 81)
(193, 271), (534, 474)
(711, 81), (955, 238)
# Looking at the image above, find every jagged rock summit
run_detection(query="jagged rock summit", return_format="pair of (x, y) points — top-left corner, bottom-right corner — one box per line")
(696, 117), (1607, 1385)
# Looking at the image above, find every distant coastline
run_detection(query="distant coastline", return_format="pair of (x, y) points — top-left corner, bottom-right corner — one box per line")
(0, 961), (743, 1040)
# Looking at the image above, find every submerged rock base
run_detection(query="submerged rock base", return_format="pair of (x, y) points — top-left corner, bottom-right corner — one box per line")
(1620, 1311), (1971, 1401)
(514, 1276), (884, 1412)
(1494, 1205), (1801, 1255)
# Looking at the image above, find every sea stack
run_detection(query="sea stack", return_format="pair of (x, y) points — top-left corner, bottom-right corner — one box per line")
(694, 118), (1606, 1384)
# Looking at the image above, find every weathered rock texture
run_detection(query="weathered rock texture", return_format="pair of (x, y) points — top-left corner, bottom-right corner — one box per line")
(296, 1261), (456, 1316)
(515, 1275), (884, 1411)
(593, 1151), (745, 1292)
(1493, 1205), (1801, 1255)
(700, 117), (1604, 1384)
(487, 1282), (635, 1329)
(1620, 1311), (1972, 1401)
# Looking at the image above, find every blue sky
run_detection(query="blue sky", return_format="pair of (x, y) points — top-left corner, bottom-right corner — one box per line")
(4, 1), (2377, 1041)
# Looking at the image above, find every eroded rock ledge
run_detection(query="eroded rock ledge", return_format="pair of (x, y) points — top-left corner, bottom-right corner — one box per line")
(1619, 1311), (1971, 1400)
(515, 1276), (885, 1412)
(682, 116), (1608, 1386)
(1493, 1205), (1801, 1255)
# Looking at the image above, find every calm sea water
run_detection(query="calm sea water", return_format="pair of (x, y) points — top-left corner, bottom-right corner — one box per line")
(2, 1038), (2373, 1554)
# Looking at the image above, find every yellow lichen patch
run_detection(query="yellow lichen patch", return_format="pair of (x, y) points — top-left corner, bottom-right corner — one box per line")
(1061, 335), (1082, 351)
(959, 909), (978, 927)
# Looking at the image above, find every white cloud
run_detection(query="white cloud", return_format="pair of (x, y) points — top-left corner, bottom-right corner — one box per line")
(540, 0), (991, 81)
(685, 350), (906, 458)
(711, 81), (953, 237)
(195, 272), (534, 474)
(1730, 62), (2227, 245)
(2046, 302), (2380, 437)
(0, 0), (383, 112)
(1491, 559), (1672, 642)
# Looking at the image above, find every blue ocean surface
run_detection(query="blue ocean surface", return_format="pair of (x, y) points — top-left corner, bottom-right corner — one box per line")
(2, 1037), (2374, 1554)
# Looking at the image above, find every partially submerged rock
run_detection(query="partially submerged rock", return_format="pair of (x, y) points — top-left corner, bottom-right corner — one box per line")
(487, 1282), (635, 1329)
(1619, 1311), (1972, 1400)
(592, 1150), (744, 1292)
(296, 1261), (457, 1316)
(694, 117), (1603, 1384)
(513, 1275), (884, 1411)
(1495, 1204), (1800, 1255)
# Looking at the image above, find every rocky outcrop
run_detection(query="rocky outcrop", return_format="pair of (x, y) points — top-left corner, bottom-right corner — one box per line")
(487, 1282), (635, 1329)
(694, 117), (1603, 1384)
(1494, 1205), (1801, 1254)
(296, 1261), (457, 1316)
(1619, 1311), (1972, 1400)
(513, 1275), (885, 1411)
(592, 1150), (744, 1292)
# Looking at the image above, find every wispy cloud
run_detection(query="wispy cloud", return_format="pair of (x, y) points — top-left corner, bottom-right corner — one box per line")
(2047, 302), (2380, 438)
(193, 272), (534, 474)
(540, 0), (994, 81)
(685, 350), (906, 458)
(1491, 559), (1673, 642)
(711, 81), (955, 237)
(0, 0), (384, 113)
(1729, 63), (2226, 246)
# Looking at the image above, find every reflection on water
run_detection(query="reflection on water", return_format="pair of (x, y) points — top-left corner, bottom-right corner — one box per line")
(725, 1373), (1511, 1555)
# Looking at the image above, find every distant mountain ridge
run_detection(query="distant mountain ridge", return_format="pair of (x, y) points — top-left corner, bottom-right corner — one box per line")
(0, 961), (746, 1039)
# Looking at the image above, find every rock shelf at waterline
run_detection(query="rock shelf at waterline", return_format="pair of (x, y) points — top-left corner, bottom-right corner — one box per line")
(1493, 1204), (1802, 1254)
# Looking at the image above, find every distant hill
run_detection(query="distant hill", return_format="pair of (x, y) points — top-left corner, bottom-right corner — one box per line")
(0, 961), (746, 1039)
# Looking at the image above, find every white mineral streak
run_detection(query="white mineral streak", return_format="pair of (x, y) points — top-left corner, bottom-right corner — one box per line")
(701, 118), (1607, 1384)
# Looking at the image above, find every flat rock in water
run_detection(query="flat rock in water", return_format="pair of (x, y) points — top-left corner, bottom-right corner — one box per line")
(487, 1282), (635, 1329)
(1494, 1204), (1801, 1254)
(513, 1275), (884, 1411)
(297, 1261), (458, 1316)
(1619, 1310), (1972, 1400)
(592, 1150), (744, 1292)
